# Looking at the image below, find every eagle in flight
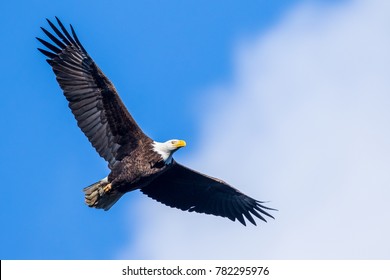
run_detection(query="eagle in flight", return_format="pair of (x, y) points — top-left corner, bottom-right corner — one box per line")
(37, 17), (276, 226)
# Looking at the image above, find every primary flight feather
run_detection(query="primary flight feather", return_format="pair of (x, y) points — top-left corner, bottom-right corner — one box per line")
(37, 17), (276, 226)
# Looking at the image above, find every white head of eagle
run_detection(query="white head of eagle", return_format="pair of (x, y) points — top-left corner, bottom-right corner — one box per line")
(153, 139), (187, 164)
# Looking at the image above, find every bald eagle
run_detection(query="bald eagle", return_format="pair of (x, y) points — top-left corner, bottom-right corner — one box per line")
(37, 17), (275, 226)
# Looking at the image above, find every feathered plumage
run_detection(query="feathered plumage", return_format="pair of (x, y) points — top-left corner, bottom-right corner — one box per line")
(37, 17), (276, 226)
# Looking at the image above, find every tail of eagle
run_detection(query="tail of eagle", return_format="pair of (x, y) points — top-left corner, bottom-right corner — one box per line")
(83, 180), (123, 211)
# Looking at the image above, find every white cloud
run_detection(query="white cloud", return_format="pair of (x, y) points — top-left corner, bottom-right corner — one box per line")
(119, 0), (390, 259)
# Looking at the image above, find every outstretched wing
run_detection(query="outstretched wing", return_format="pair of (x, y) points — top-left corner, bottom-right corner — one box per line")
(37, 17), (150, 169)
(141, 161), (276, 226)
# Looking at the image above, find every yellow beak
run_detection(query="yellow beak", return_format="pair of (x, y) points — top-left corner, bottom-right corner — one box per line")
(175, 140), (187, 148)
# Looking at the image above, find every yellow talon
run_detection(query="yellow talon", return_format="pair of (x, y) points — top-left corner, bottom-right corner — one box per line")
(103, 183), (112, 193)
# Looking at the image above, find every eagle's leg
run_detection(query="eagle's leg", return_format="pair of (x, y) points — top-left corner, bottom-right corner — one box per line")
(102, 183), (112, 193)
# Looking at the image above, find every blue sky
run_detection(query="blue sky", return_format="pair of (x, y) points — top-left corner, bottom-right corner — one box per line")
(2, 0), (390, 260)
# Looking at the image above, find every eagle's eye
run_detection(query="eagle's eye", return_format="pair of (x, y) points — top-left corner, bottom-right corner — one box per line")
(171, 140), (175, 144)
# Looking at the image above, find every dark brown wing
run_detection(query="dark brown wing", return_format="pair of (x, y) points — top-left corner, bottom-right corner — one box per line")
(141, 161), (276, 226)
(37, 17), (150, 168)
